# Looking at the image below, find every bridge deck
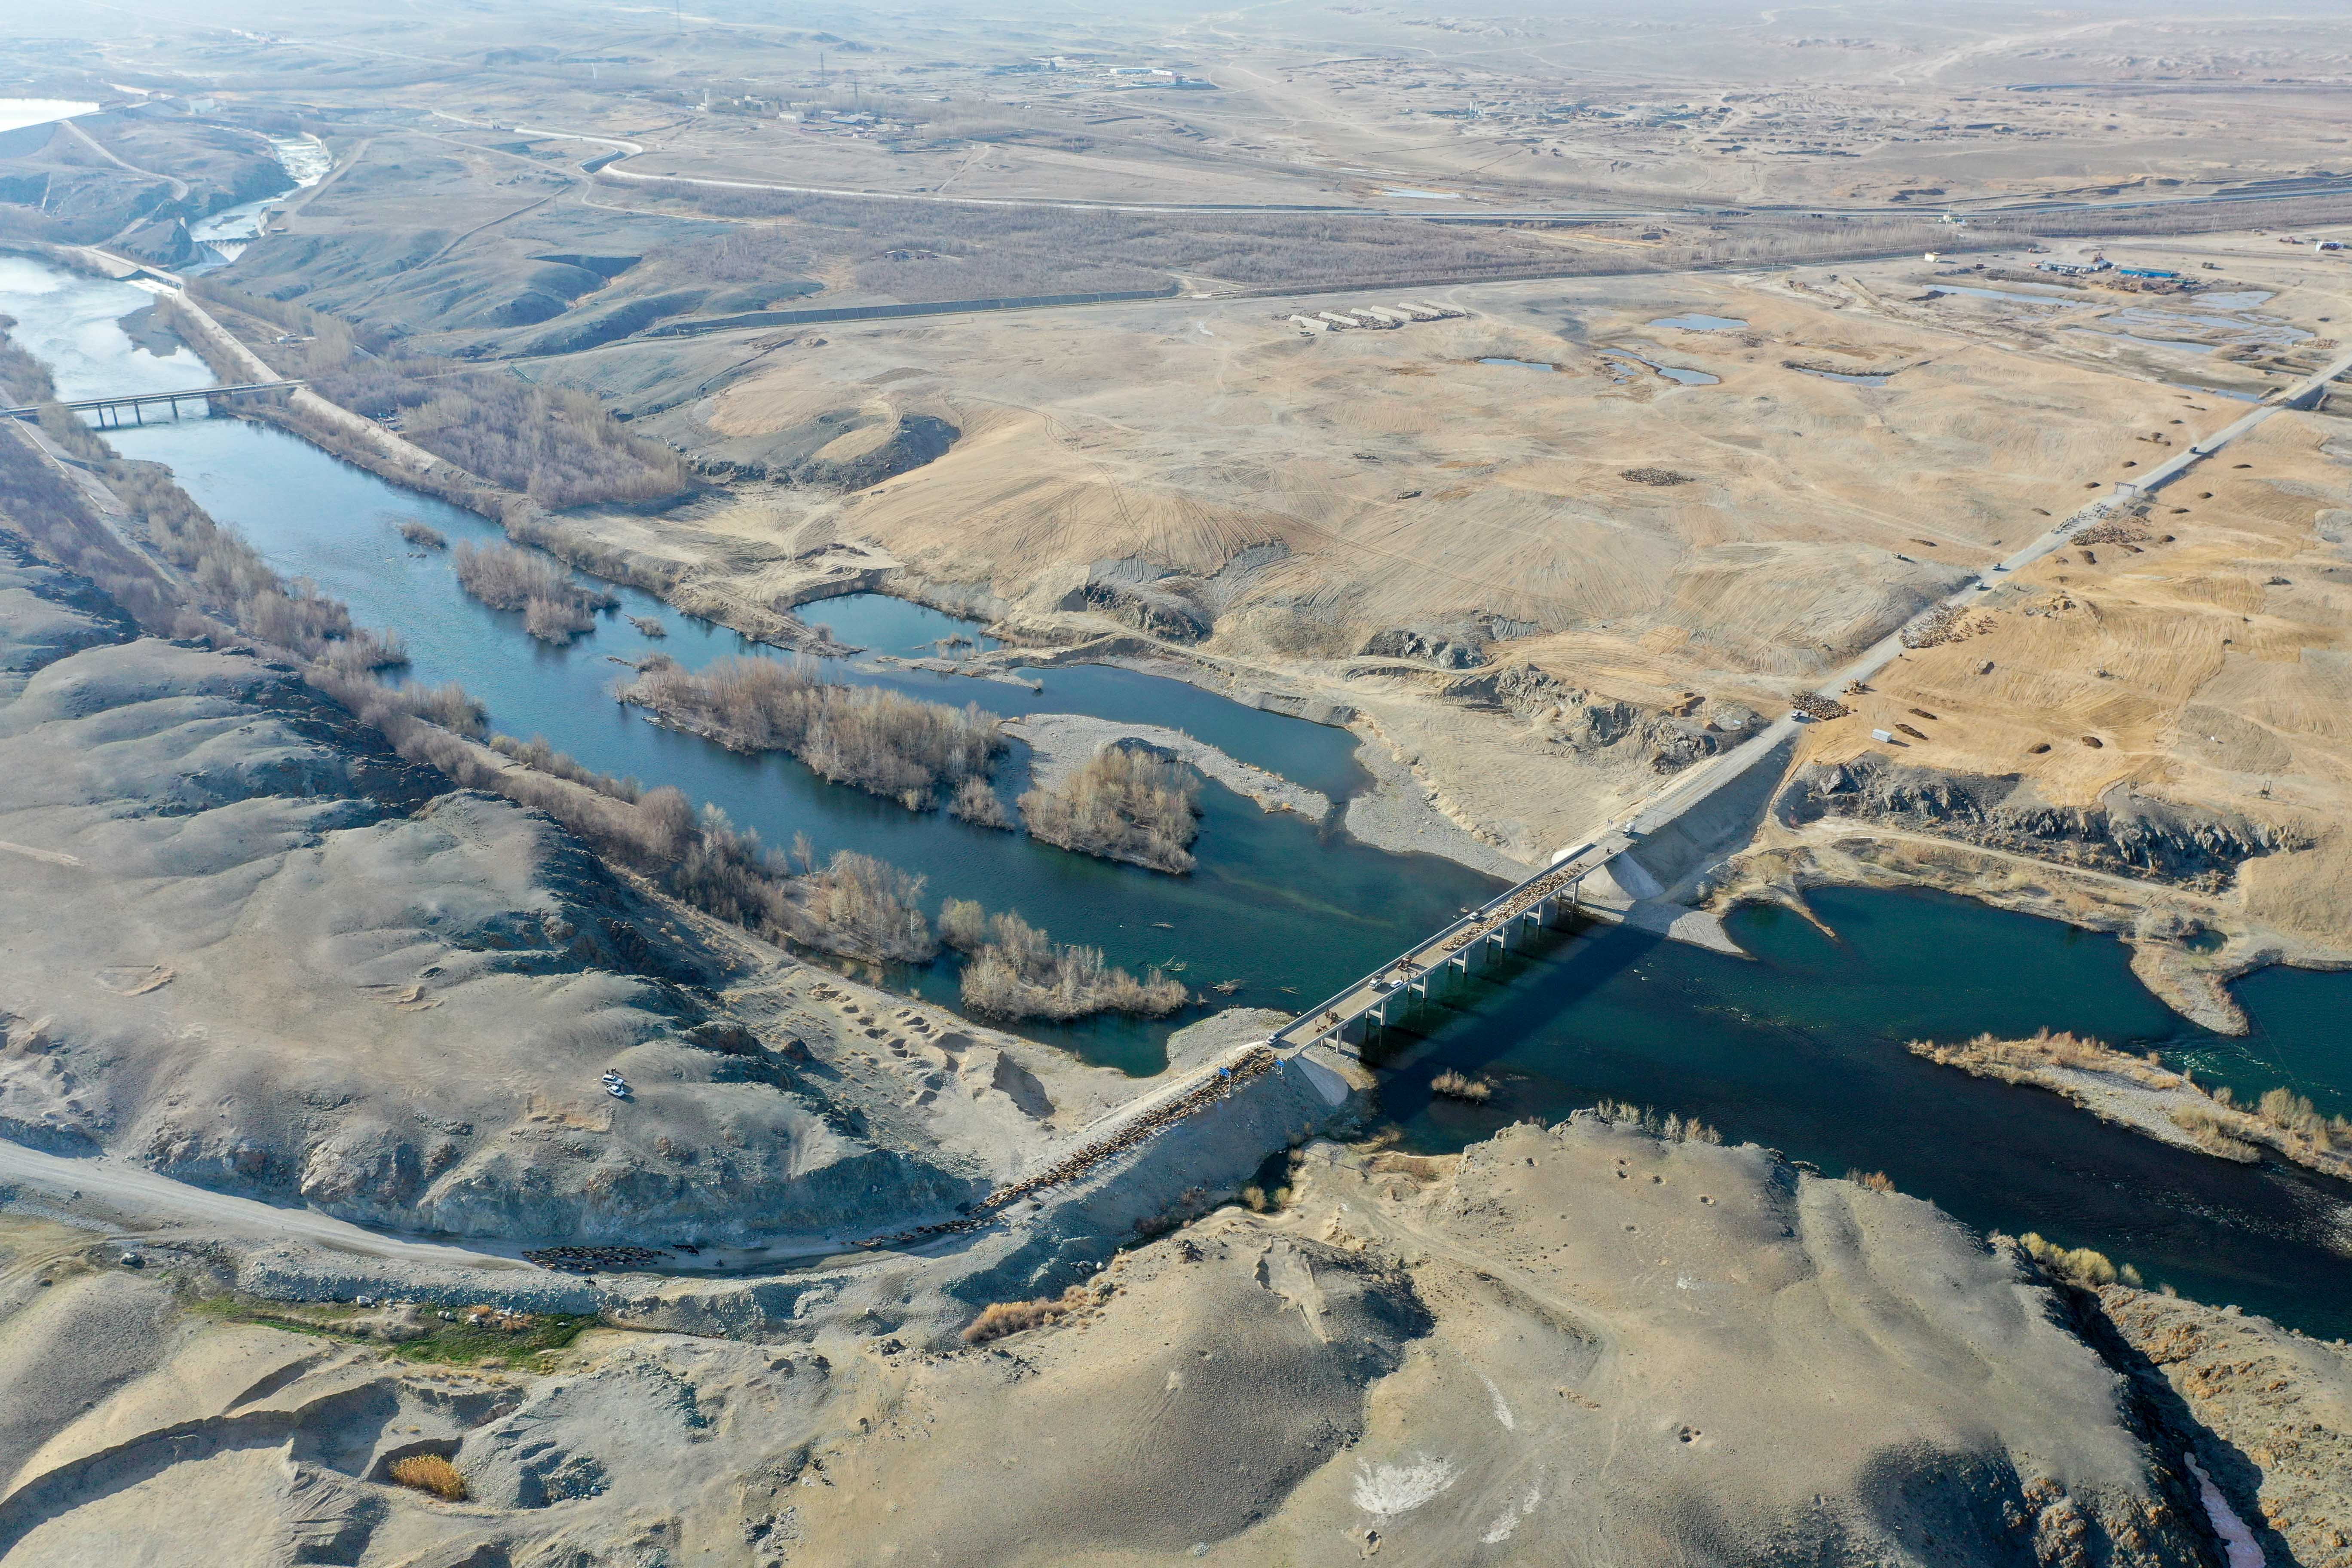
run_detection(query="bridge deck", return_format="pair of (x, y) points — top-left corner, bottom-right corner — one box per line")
(1270, 828), (1635, 1050)
(0, 380), (303, 421)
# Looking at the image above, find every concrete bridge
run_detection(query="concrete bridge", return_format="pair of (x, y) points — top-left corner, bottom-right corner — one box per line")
(1271, 831), (1630, 1052)
(1271, 340), (2352, 1058)
(0, 380), (303, 429)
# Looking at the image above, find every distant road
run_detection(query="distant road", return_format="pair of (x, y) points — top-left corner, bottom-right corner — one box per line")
(429, 110), (2352, 225)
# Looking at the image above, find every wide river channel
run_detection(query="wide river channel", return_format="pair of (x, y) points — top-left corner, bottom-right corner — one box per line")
(3, 256), (2348, 1336)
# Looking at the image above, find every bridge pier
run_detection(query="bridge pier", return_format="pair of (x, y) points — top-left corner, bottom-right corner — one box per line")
(3, 380), (303, 429)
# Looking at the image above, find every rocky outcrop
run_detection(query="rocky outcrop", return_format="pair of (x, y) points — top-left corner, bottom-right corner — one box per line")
(1077, 575), (1212, 642)
(1432, 662), (1765, 774)
(1779, 755), (2301, 888)
(2100, 1286), (2352, 1568)
(1359, 625), (1486, 668)
(794, 411), (959, 490)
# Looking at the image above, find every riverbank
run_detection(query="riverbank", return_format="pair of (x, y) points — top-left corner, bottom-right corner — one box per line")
(8, 251), (2351, 1340)
(1007, 712), (1331, 822)
(1715, 819), (2352, 1035)
(105, 268), (1746, 898)
(1910, 1029), (2352, 1184)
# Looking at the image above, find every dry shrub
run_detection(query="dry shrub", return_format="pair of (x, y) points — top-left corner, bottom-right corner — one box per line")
(961, 1286), (1089, 1345)
(948, 775), (1012, 829)
(1908, 1030), (2183, 1090)
(2256, 1087), (2346, 1148)
(523, 592), (595, 641)
(2017, 1231), (2141, 1289)
(491, 733), (643, 799)
(620, 655), (1001, 807)
(937, 897), (992, 952)
(1845, 1169), (1898, 1193)
(373, 681), (488, 739)
(777, 839), (936, 964)
(1019, 745), (1200, 874)
(453, 541), (614, 643)
(1914, 1032), (2350, 1175)
(397, 520), (447, 550)
(1592, 1101), (1722, 1144)
(405, 381), (691, 508)
(1430, 1070), (1493, 1103)
(388, 1453), (469, 1501)
(947, 905), (1186, 1022)
(2168, 1104), (2261, 1162)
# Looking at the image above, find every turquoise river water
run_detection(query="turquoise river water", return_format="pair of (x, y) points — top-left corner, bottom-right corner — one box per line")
(3, 257), (2347, 1336)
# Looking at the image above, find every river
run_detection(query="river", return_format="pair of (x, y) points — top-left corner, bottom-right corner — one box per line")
(3, 255), (2348, 1336)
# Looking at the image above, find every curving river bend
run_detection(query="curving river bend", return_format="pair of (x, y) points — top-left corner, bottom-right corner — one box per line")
(3, 254), (2348, 1336)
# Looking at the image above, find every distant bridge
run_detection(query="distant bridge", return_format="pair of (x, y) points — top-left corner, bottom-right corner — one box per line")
(0, 380), (303, 429)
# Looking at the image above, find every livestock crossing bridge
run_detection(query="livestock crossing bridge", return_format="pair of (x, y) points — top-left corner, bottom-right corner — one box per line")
(0, 380), (302, 430)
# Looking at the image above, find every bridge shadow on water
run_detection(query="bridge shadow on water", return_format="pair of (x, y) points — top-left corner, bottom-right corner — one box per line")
(1354, 888), (2352, 1341)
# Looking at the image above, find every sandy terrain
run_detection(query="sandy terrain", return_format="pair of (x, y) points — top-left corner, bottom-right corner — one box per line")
(0, 532), (1228, 1256)
(3, 11), (2352, 1560)
(1706, 242), (2352, 1007)
(8, 1116), (2323, 1566)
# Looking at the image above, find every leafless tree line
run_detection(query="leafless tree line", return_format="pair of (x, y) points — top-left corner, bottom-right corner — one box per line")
(0, 336), (1058, 979)
(312, 674), (939, 966)
(186, 281), (691, 508)
(0, 386), (403, 676)
(1020, 746), (1202, 875)
(939, 900), (1187, 1022)
(619, 653), (1003, 811)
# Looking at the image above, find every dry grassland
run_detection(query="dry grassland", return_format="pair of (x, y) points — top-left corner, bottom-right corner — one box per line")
(607, 255), (2330, 861)
(1792, 405), (2352, 952)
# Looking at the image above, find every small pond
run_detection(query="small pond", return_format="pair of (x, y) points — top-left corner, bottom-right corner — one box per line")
(1646, 313), (1747, 332)
(1602, 349), (1719, 386)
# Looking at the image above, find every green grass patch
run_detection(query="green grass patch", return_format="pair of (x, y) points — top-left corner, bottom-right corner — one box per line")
(393, 1313), (596, 1368)
(185, 1295), (597, 1367)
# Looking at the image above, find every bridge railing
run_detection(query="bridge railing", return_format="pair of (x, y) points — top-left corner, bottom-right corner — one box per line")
(1270, 858), (1597, 1048)
(0, 380), (303, 421)
(1272, 908), (1489, 1047)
